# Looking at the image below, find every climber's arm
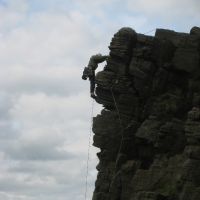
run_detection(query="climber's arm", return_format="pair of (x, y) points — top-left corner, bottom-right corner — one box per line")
(93, 55), (109, 64)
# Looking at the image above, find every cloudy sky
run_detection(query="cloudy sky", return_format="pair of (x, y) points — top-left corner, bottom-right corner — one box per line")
(0, 0), (199, 199)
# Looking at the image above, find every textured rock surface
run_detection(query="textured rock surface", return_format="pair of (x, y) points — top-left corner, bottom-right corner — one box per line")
(92, 27), (200, 200)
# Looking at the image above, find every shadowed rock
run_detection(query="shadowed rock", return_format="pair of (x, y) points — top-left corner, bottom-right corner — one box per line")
(92, 26), (200, 200)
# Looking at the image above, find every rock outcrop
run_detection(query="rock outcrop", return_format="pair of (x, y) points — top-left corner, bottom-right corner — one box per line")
(92, 26), (200, 200)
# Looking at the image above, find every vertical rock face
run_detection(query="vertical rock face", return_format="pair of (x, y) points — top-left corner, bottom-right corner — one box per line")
(92, 26), (200, 200)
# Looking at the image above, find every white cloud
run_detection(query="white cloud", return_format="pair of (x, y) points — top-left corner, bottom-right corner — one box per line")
(0, 90), (100, 199)
(127, 0), (200, 17)
(0, 64), (87, 96)
(0, 12), (94, 66)
(126, 0), (200, 31)
(0, 0), (28, 32)
(0, 2), (103, 197)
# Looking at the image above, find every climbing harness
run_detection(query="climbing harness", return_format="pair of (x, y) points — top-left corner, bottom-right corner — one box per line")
(84, 98), (94, 200)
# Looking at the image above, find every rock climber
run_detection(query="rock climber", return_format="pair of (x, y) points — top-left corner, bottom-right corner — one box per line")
(82, 53), (108, 98)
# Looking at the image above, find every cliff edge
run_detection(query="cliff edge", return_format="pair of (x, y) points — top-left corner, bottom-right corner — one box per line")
(92, 26), (200, 200)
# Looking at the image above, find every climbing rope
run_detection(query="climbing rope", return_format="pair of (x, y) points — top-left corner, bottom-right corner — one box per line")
(109, 28), (157, 162)
(110, 86), (123, 129)
(110, 86), (125, 169)
(143, 28), (156, 35)
(84, 98), (94, 200)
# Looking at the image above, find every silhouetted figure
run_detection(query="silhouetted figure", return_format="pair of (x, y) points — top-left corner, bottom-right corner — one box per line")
(82, 54), (108, 98)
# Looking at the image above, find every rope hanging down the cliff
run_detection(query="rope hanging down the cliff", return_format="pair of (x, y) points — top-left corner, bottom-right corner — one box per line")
(84, 98), (94, 200)
(109, 28), (156, 169)
(110, 86), (123, 130)
(110, 86), (125, 168)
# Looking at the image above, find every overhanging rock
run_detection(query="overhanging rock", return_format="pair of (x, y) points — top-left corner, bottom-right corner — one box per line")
(92, 26), (200, 200)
